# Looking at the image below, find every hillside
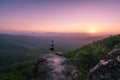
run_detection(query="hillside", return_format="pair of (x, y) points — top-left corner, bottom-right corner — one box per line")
(0, 34), (104, 80)
(0, 34), (119, 80)
(65, 34), (120, 80)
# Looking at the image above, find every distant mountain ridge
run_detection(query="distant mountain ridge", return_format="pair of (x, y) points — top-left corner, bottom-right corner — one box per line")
(0, 33), (105, 52)
(0, 31), (91, 36)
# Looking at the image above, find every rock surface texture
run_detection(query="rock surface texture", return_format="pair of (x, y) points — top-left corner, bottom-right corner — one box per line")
(89, 49), (120, 80)
(32, 53), (77, 80)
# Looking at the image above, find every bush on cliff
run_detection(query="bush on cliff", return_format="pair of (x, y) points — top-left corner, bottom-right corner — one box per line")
(65, 34), (120, 80)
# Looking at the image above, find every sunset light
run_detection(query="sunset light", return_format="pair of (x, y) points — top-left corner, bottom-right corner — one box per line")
(88, 28), (98, 34)
(0, 0), (120, 35)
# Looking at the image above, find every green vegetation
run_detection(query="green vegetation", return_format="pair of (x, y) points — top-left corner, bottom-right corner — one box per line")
(0, 48), (37, 80)
(0, 61), (35, 80)
(65, 34), (120, 80)
(1, 34), (120, 80)
(0, 34), (46, 80)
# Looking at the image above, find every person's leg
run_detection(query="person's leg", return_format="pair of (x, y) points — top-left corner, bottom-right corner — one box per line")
(49, 48), (52, 54)
(52, 48), (55, 54)
(49, 48), (55, 54)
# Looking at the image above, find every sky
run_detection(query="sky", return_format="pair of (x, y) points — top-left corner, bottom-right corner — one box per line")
(0, 0), (120, 35)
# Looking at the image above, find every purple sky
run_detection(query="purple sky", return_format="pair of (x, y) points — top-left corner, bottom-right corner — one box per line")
(0, 0), (120, 34)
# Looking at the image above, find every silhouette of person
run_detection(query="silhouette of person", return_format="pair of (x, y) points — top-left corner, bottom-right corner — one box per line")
(49, 40), (55, 54)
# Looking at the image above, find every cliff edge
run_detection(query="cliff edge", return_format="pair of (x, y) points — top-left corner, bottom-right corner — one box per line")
(32, 52), (78, 80)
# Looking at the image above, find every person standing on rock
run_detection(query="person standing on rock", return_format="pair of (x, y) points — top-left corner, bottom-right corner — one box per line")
(49, 40), (55, 54)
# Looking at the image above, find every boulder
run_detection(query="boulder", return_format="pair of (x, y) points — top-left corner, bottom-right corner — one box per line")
(89, 48), (120, 80)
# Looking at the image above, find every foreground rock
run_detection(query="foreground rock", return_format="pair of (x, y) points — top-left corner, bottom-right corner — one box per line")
(32, 53), (78, 80)
(89, 49), (120, 80)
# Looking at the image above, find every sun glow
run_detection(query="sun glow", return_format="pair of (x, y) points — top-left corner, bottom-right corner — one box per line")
(88, 28), (98, 34)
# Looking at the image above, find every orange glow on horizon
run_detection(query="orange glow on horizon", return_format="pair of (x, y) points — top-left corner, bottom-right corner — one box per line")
(0, 0), (120, 35)
(0, 25), (120, 35)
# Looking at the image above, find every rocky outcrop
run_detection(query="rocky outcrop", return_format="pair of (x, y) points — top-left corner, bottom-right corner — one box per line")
(32, 53), (78, 80)
(89, 49), (120, 80)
